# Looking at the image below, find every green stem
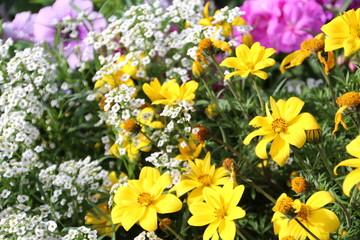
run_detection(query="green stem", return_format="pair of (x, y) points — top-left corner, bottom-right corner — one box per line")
(251, 76), (264, 113)
(350, 183), (359, 206)
(210, 55), (249, 119)
(236, 226), (248, 240)
(295, 218), (320, 240)
(316, 61), (336, 106)
(291, 147), (319, 186)
(158, 217), (185, 240)
(315, 145), (337, 180)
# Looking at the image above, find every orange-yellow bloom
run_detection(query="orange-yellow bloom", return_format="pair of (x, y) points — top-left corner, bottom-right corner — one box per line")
(272, 191), (340, 240)
(332, 91), (360, 135)
(321, 8), (360, 56)
(188, 182), (246, 240)
(243, 97), (320, 166)
(111, 167), (182, 231)
(280, 33), (334, 75)
(220, 42), (276, 80)
(175, 152), (230, 206)
(175, 138), (203, 161)
(334, 136), (360, 197)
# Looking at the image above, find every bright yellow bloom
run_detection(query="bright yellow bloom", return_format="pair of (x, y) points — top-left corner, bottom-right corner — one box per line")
(280, 33), (334, 75)
(332, 91), (360, 135)
(321, 8), (360, 56)
(199, 2), (246, 37)
(272, 191), (340, 240)
(334, 136), (360, 197)
(243, 97), (320, 166)
(188, 182), (246, 240)
(143, 79), (199, 106)
(175, 152), (230, 206)
(111, 167), (182, 231)
(174, 138), (203, 161)
(110, 133), (151, 162)
(220, 42), (276, 80)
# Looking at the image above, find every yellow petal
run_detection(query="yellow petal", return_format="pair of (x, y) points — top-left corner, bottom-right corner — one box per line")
(187, 187), (205, 206)
(218, 219), (236, 240)
(203, 187), (221, 209)
(283, 97), (305, 122)
(235, 44), (250, 61)
(110, 205), (124, 224)
(342, 168), (360, 197)
(219, 57), (242, 70)
(270, 136), (290, 167)
(139, 167), (160, 185)
(307, 208), (340, 233)
(248, 116), (272, 128)
(243, 128), (272, 145)
(150, 173), (172, 199)
(346, 136), (360, 158)
(188, 214), (216, 227)
(334, 158), (360, 175)
(138, 205), (157, 231)
(252, 70), (268, 80)
(255, 134), (276, 159)
(176, 179), (199, 197)
(280, 126), (306, 148)
(153, 194), (182, 213)
(332, 106), (349, 135)
(290, 113), (320, 130)
(280, 51), (301, 74)
(121, 205), (146, 231)
(229, 185), (245, 208)
(203, 219), (221, 240)
(226, 206), (246, 220)
(270, 96), (281, 119)
(306, 191), (335, 209)
(114, 186), (138, 205)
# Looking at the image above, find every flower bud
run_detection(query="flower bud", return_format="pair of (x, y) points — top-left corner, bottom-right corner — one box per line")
(306, 129), (322, 144)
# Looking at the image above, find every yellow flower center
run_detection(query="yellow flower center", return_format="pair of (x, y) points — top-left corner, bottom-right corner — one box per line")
(291, 177), (308, 194)
(273, 196), (294, 214)
(272, 118), (287, 133)
(300, 39), (324, 52)
(215, 207), (227, 219)
(296, 203), (309, 220)
(197, 174), (212, 186)
(336, 91), (360, 107)
(137, 193), (152, 206)
(198, 38), (213, 50)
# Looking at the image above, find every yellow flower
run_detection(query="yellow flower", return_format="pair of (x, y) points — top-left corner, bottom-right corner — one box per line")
(174, 138), (203, 161)
(175, 152), (230, 206)
(111, 167), (182, 231)
(243, 97), (320, 166)
(192, 60), (206, 77)
(144, 79), (199, 106)
(272, 191), (340, 240)
(199, 2), (246, 37)
(110, 133), (151, 162)
(332, 91), (360, 135)
(321, 8), (360, 56)
(334, 136), (360, 197)
(188, 182), (246, 240)
(220, 42), (276, 80)
(280, 34), (335, 75)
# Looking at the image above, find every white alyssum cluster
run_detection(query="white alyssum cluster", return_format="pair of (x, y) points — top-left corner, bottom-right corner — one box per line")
(38, 156), (111, 219)
(62, 226), (97, 240)
(0, 208), (59, 240)
(134, 231), (164, 240)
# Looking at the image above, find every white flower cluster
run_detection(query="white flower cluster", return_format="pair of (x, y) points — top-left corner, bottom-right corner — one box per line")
(101, 84), (145, 126)
(38, 156), (110, 219)
(62, 226), (97, 240)
(0, 208), (58, 240)
(134, 231), (163, 240)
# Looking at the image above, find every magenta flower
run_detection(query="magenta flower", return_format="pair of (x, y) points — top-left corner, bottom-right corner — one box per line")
(2, 11), (37, 42)
(239, 0), (329, 53)
(34, 0), (107, 68)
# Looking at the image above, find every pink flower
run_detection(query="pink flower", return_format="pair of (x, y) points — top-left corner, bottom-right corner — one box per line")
(240, 0), (329, 53)
(2, 11), (37, 42)
(34, 0), (107, 68)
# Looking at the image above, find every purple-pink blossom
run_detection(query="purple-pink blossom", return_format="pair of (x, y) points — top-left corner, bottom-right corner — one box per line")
(34, 0), (107, 68)
(239, 0), (329, 53)
(2, 11), (37, 42)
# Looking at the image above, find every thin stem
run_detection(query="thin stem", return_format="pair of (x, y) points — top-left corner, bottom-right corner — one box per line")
(158, 217), (185, 240)
(315, 145), (343, 187)
(251, 76), (264, 113)
(291, 147), (319, 186)
(316, 61), (336, 106)
(295, 218), (320, 240)
(210, 55), (249, 119)
(236, 172), (276, 203)
(350, 183), (359, 206)
(236, 226), (248, 240)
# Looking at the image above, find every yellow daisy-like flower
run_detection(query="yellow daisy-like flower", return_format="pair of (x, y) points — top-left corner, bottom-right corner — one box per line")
(175, 152), (230, 206)
(321, 8), (360, 56)
(143, 78), (199, 106)
(188, 182), (246, 240)
(334, 136), (360, 197)
(199, 2), (246, 37)
(243, 97), (320, 166)
(272, 191), (340, 240)
(220, 42), (276, 80)
(111, 167), (182, 231)
(174, 138), (203, 161)
(280, 33), (335, 75)
(332, 91), (360, 135)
